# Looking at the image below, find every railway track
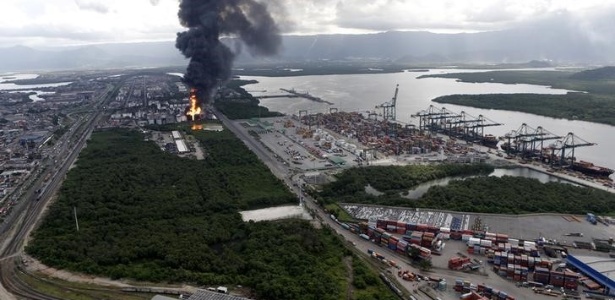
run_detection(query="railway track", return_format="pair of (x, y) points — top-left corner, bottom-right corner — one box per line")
(0, 84), (115, 299)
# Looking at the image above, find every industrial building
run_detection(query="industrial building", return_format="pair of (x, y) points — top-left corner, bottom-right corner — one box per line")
(175, 139), (189, 153)
(186, 289), (250, 300)
(567, 254), (615, 296)
(172, 130), (182, 140)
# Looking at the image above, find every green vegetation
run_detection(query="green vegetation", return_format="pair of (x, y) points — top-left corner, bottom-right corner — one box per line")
(419, 69), (615, 126)
(215, 80), (283, 120)
(17, 272), (151, 300)
(27, 129), (390, 299)
(417, 176), (615, 214)
(570, 66), (615, 80)
(351, 258), (397, 300)
(232, 63), (405, 77)
(432, 93), (615, 126)
(318, 164), (494, 207)
(316, 164), (615, 214)
(325, 203), (354, 222)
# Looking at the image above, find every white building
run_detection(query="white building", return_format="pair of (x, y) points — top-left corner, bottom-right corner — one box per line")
(175, 139), (189, 153)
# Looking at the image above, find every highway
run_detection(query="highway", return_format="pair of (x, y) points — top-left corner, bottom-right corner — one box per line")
(0, 84), (115, 299)
(212, 110), (424, 298)
(213, 112), (553, 300)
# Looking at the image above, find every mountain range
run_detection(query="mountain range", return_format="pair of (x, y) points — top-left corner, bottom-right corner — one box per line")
(1, 24), (613, 72)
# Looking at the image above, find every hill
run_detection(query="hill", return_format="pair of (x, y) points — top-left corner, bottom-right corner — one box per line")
(4, 15), (615, 72)
(571, 66), (615, 80)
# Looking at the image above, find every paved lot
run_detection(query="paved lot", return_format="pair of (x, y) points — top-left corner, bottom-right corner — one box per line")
(223, 114), (608, 300)
(243, 116), (362, 171)
(342, 204), (473, 231)
(342, 205), (614, 244)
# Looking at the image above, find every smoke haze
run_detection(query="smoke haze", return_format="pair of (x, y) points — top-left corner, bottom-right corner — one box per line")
(175, 0), (281, 102)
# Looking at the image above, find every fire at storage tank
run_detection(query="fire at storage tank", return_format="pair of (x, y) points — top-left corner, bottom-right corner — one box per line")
(185, 88), (202, 121)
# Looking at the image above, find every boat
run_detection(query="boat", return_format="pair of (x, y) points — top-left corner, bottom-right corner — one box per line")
(480, 134), (499, 148)
(500, 142), (513, 152)
(571, 160), (614, 178)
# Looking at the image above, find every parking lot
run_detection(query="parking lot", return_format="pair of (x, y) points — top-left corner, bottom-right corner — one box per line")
(243, 116), (363, 171)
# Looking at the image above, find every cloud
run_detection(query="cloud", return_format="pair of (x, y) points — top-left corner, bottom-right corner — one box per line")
(0, 24), (113, 41)
(74, 0), (109, 14)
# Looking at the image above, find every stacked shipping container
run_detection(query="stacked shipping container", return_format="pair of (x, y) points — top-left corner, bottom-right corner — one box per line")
(454, 280), (516, 300)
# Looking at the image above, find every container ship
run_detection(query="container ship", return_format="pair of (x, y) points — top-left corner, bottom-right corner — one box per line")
(571, 161), (614, 178)
(480, 134), (499, 149)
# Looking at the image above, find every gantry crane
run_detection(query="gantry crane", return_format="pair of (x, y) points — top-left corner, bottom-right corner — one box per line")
(411, 105), (457, 132)
(465, 115), (503, 139)
(375, 84), (399, 120)
(502, 123), (557, 156)
(551, 132), (596, 167)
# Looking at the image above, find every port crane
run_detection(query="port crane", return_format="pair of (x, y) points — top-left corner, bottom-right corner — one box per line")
(502, 123), (558, 157)
(467, 115), (502, 135)
(375, 84), (399, 120)
(411, 105), (455, 132)
(550, 132), (596, 167)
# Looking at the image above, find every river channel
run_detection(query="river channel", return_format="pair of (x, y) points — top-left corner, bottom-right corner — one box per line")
(1, 73), (73, 102)
(400, 167), (580, 200)
(241, 69), (615, 176)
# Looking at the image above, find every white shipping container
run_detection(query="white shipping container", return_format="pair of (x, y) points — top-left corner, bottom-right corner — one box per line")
(468, 237), (481, 246)
(462, 234), (472, 242)
(440, 227), (451, 233)
(480, 239), (492, 247)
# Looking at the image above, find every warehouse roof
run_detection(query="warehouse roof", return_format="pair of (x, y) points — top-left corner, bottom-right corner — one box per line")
(567, 254), (615, 295)
(175, 139), (189, 153)
(327, 156), (346, 165)
(187, 289), (250, 300)
(151, 295), (177, 300)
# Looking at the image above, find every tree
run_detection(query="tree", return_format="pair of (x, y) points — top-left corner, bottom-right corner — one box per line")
(419, 259), (432, 272)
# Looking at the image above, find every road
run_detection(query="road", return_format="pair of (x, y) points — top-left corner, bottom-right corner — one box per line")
(0, 84), (115, 299)
(214, 112), (562, 300)
(214, 109), (293, 183)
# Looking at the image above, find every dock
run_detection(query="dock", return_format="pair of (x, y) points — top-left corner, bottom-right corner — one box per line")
(279, 88), (334, 105)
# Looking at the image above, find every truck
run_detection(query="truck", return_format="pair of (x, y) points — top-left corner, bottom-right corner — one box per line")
(587, 213), (597, 225)
(359, 234), (370, 240)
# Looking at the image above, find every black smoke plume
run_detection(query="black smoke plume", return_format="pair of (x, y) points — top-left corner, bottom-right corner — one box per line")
(176, 0), (281, 103)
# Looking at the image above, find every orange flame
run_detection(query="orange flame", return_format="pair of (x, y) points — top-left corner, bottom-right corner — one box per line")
(187, 88), (202, 121)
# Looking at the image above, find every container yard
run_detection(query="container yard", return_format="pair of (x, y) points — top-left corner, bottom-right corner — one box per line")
(328, 209), (615, 299)
(340, 204), (614, 245)
(341, 204), (472, 231)
(235, 108), (615, 299)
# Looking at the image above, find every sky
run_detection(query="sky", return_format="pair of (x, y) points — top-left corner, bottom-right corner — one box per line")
(0, 0), (613, 48)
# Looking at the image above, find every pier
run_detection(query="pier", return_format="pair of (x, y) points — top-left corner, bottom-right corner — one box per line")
(276, 88), (334, 105)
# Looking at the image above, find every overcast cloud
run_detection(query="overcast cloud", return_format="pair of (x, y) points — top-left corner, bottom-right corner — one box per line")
(0, 0), (613, 47)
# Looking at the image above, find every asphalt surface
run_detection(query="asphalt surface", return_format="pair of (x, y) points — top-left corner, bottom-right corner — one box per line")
(0, 84), (114, 299)
(215, 114), (582, 300)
